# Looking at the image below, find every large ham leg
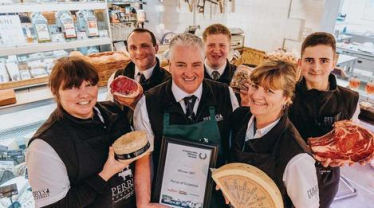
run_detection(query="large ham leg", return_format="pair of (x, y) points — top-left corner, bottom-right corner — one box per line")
(308, 120), (374, 164)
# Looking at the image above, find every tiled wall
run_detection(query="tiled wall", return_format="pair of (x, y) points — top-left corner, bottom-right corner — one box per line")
(146, 0), (334, 53)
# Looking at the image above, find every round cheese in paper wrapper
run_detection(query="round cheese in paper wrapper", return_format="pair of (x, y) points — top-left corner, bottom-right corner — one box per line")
(212, 163), (283, 208)
(113, 131), (151, 163)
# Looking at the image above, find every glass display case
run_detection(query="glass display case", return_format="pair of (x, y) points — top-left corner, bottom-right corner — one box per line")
(0, 1), (113, 206)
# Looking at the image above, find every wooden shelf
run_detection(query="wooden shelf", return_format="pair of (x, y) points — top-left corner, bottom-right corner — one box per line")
(0, 77), (49, 90)
(0, 38), (111, 56)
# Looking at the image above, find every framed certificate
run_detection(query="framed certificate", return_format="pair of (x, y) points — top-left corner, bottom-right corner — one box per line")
(153, 137), (218, 208)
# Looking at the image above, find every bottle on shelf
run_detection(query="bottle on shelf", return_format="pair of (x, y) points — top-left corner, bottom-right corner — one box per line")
(60, 12), (77, 40)
(84, 10), (99, 37)
(76, 10), (87, 32)
(55, 10), (68, 33)
(31, 12), (52, 43)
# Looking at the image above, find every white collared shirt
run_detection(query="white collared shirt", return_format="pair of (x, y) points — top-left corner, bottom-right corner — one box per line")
(106, 62), (157, 101)
(204, 59), (226, 79)
(134, 63), (156, 82)
(171, 80), (203, 114)
(245, 115), (280, 142)
(242, 115), (320, 208)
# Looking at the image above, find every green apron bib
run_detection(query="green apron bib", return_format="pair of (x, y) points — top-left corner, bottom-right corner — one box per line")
(163, 106), (221, 145)
(162, 106), (226, 208)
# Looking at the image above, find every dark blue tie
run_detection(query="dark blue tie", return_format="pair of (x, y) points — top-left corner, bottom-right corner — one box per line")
(212, 71), (220, 80)
(184, 95), (197, 123)
(138, 72), (146, 84)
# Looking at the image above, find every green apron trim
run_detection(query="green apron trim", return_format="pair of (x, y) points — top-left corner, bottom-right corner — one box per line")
(163, 106), (221, 150)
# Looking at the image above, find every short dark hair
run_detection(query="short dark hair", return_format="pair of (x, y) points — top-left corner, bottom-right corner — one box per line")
(301, 32), (336, 57)
(202, 23), (231, 42)
(49, 57), (99, 116)
(126, 28), (157, 50)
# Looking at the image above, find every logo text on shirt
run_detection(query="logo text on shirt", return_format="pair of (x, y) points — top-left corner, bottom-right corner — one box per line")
(33, 188), (50, 200)
(203, 114), (223, 122)
(307, 185), (319, 199)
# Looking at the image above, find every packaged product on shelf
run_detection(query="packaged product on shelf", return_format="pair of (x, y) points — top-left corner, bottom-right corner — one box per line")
(28, 52), (44, 61)
(76, 10), (87, 32)
(53, 50), (69, 58)
(5, 57), (21, 82)
(19, 13), (34, 43)
(18, 62), (32, 80)
(28, 60), (48, 78)
(77, 31), (88, 40)
(23, 24), (34, 43)
(31, 12), (52, 43)
(51, 33), (66, 42)
(99, 29), (109, 37)
(87, 46), (99, 54)
(44, 58), (54, 75)
(55, 10), (69, 32)
(0, 61), (10, 83)
(60, 12), (77, 39)
(84, 10), (99, 37)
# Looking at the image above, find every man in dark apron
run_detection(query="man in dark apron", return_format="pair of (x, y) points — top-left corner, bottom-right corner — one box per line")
(106, 28), (171, 121)
(289, 32), (360, 208)
(133, 33), (239, 208)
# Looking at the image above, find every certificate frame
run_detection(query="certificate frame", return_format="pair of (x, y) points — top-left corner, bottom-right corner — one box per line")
(153, 137), (218, 208)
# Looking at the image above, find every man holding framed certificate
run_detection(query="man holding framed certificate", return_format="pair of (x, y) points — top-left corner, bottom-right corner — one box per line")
(134, 33), (239, 207)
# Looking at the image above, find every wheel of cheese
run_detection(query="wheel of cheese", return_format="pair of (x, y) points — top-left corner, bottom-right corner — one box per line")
(113, 131), (151, 163)
(212, 163), (283, 208)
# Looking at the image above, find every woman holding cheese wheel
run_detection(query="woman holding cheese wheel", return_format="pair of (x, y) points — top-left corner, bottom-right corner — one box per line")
(229, 60), (320, 208)
(25, 57), (155, 208)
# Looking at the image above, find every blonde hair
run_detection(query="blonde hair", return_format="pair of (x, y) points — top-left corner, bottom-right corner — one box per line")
(250, 60), (298, 106)
(264, 48), (301, 81)
(202, 23), (231, 42)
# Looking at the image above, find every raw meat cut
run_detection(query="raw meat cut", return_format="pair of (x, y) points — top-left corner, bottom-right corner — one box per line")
(110, 75), (141, 98)
(308, 120), (374, 164)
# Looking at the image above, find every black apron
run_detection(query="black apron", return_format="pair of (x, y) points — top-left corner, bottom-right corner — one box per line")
(64, 120), (136, 208)
(162, 106), (226, 208)
(232, 121), (293, 207)
(233, 126), (284, 181)
(294, 94), (345, 208)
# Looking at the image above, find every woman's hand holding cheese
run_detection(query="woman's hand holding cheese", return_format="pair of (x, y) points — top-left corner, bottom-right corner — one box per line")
(99, 147), (132, 181)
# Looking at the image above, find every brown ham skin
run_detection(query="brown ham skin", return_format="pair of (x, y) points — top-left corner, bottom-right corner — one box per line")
(110, 76), (138, 95)
(308, 120), (374, 163)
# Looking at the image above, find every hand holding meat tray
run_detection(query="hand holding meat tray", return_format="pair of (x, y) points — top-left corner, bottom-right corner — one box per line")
(110, 75), (142, 98)
(308, 120), (374, 167)
(110, 75), (143, 109)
